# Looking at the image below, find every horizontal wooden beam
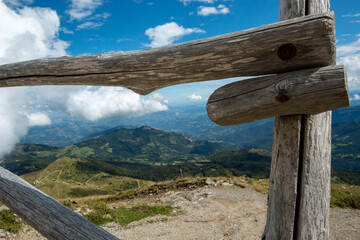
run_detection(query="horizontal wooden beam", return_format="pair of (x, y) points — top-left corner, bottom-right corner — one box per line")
(0, 167), (120, 240)
(0, 12), (335, 95)
(207, 65), (349, 126)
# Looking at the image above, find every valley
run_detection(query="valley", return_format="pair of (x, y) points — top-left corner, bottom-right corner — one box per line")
(0, 105), (360, 238)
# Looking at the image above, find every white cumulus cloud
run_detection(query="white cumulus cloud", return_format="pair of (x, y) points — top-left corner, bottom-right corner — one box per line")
(337, 38), (360, 56)
(0, 1), (68, 65)
(27, 112), (52, 126)
(67, 0), (103, 21)
(145, 22), (205, 48)
(0, 88), (29, 157)
(188, 94), (203, 101)
(337, 37), (360, 90)
(339, 53), (360, 90)
(197, 4), (229, 16)
(65, 87), (169, 121)
(150, 93), (169, 104)
(0, 1), (68, 157)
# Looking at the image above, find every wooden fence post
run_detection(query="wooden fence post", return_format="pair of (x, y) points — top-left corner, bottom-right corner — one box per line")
(263, 0), (331, 239)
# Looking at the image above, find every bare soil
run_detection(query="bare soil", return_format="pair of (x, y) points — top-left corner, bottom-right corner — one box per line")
(6, 182), (360, 240)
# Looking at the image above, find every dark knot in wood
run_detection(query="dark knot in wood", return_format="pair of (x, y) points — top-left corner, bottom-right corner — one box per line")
(278, 43), (297, 61)
(275, 93), (291, 103)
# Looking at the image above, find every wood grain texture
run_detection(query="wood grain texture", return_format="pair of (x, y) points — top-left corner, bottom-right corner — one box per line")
(0, 13), (335, 95)
(297, 112), (331, 240)
(296, 1), (332, 239)
(0, 167), (120, 240)
(263, 1), (332, 240)
(279, 0), (305, 21)
(263, 115), (302, 240)
(207, 65), (349, 126)
(307, 0), (330, 15)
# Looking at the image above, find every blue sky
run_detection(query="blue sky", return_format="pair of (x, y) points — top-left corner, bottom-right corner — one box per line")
(38, 0), (279, 55)
(0, 0), (360, 156)
(22, 0), (359, 54)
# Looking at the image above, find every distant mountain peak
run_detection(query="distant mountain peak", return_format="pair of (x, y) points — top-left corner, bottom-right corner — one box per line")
(138, 125), (153, 130)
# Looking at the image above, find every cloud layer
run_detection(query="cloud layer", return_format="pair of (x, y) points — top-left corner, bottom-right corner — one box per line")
(65, 87), (168, 121)
(0, 1), (67, 157)
(145, 22), (205, 48)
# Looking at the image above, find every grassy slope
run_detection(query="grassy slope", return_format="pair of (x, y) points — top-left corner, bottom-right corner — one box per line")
(21, 157), (152, 199)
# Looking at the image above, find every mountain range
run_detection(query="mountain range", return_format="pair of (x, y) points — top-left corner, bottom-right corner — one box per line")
(19, 104), (360, 170)
(2, 126), (232, 175)
(0, 104), (359, 199)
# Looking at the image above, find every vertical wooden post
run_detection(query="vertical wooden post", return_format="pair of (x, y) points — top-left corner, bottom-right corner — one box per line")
(263, 0), (332, 239)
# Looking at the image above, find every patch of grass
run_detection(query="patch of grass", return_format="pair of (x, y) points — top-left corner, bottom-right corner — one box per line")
(114, 205), (173, 226)
(70, 147), (95, 157)
(69, 188), (112, 198)
(84, 200), (173, 226)
(246, 178), (269, 194)
(85, 202), (113, 225)
(331, 184), (360, 209)
(0, 210), (22, 233)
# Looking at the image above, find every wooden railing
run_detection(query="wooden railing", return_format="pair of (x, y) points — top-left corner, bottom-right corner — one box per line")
(0, 0), (349, 239)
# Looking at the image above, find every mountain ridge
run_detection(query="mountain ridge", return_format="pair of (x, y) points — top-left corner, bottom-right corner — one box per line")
(2, 125), (233, 175)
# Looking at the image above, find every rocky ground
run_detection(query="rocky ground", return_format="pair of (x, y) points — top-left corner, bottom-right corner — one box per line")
(4, 180), (360, 240)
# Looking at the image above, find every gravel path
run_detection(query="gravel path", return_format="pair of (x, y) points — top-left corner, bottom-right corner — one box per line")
(6, 183), (360, 240)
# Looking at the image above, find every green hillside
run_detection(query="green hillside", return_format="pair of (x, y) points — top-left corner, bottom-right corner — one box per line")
(2, 126), (232, 175)
(332, 121), (360, 170)
(22, 157), (152, 199)
(208, 148), (271, 178)
(1, 144), (60, 175)
(73, 125), (231, 163)
(19, 148), (273, 198)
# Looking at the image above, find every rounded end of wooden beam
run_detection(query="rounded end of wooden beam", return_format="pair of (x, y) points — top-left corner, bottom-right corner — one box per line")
(207, 65), (350, 126)
(206, 99), (234, 126)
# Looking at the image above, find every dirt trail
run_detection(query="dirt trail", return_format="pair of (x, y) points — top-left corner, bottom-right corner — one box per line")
(7, 183), (360, 240)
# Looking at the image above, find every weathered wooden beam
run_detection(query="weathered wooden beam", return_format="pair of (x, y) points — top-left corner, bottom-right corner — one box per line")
(207, 65), (349, 126)
(263, 0), (333, 240)
(0, 167), (120, 240)
(264, 115), (302, 240)
(0, 12), (335, 95)
(298, 112), (332, 239)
